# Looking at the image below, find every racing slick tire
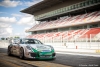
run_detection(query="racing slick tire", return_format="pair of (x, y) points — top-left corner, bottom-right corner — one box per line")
(7, 46), (12, 56)
(19, 48), (25, 59)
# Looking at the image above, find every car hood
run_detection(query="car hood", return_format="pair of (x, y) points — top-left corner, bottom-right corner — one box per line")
(28, 44), (52, 52)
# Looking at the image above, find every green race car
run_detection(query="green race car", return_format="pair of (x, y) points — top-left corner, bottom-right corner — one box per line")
(8, 38), (56, 60)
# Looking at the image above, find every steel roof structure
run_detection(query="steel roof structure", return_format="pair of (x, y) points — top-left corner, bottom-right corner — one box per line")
(21, 0), (67, 14)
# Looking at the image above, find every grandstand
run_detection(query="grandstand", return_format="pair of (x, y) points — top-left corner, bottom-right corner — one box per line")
(21, 0), (100, 51)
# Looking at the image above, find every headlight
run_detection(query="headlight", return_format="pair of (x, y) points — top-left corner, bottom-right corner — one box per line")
(48, 45), (54, 50)
(26, 46), (31, 50)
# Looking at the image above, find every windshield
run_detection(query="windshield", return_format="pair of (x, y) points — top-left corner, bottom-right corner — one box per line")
(20, 39), (43, 44)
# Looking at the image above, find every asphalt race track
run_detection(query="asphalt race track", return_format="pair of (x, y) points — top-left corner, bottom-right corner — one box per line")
(0, 41), (100, 67)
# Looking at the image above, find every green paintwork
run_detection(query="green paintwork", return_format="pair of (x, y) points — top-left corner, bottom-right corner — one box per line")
(31, 48), (55, 59)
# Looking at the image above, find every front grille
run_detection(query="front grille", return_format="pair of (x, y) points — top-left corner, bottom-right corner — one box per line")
(40, 55), (51, 58)
(30, 53), (37, 57)
(30, 52), (56, 57)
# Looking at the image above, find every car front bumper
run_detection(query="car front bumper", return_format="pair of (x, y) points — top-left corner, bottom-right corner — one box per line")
(25, 51), (56, 59)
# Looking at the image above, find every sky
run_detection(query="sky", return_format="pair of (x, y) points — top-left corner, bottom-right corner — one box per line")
(0, 0), (43, 38)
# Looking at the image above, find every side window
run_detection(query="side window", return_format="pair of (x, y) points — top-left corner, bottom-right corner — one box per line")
(34, 40), (39, 44)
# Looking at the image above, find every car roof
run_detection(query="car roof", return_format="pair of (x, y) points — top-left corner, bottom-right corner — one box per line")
(21, 38), (38, 40)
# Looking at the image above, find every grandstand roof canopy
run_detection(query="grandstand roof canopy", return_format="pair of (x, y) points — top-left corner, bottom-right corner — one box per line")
(21, 0), (68, 15)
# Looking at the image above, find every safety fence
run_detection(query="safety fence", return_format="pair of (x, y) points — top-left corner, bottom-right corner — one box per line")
(37, 34), (100, 50)
(39, 34), (100, 43)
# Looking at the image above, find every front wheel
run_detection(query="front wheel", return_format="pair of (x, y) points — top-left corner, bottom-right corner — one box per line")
(19, 48), (24, 59)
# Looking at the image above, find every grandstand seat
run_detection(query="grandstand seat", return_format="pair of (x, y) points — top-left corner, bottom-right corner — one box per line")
(27, 10), (100, 42)
(27, 27), (100, 42)
(29, 11), (100, 31)
(80, 28), (100, 38)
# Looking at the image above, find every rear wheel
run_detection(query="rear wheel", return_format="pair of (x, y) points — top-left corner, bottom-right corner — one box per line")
(19, 48), (24, 59)
(7, 47), (12, 56)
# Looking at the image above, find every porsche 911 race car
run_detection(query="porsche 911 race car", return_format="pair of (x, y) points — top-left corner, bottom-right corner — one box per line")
(7, 38), (56, 60)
